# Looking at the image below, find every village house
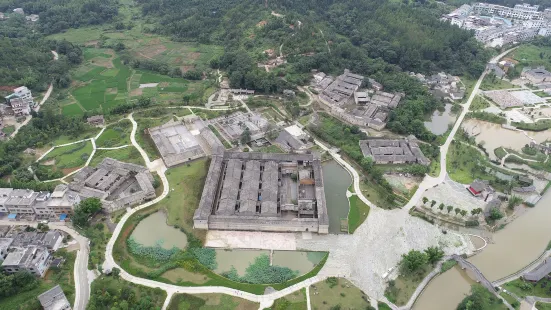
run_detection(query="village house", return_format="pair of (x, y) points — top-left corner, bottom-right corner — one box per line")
(467, 179), (494, 199)
(1, 245), (51, 277)
(87, 115), (104, 127)
(274, 125), (313, 152)
(523, 257), (551, 282)
(38, 285), (71, 310)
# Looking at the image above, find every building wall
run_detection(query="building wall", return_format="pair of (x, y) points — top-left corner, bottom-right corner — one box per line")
(207, 217), (323, 233)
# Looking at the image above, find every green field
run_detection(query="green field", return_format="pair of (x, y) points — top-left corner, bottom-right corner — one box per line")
(480, 75), (514, 91)
(88, 276), (166, 309)
(95, 119), (132, 147)
(89, 146), (144, 167)
(41, 141), (93, 172)
(167, 293), (259, 310)
(269, 288), (307, 310)
(348, 194), (370, 234)
(2, 125), (15, 135)
(310, 278), (371, 310)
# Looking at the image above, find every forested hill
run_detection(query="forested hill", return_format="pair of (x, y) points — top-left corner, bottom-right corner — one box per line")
(0, 0), (118, 34)
(137, 0), (490, 77)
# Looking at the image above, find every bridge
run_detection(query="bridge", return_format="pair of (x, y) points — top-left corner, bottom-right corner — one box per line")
(452, 255), (496, 293)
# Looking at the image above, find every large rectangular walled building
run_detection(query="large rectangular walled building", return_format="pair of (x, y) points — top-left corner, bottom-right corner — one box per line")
(193, 151), (328, 234)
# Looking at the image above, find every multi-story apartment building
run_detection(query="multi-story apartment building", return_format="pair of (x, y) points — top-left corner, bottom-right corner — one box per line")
(472, 3), (542, 20)
(0, 185), (79, 219)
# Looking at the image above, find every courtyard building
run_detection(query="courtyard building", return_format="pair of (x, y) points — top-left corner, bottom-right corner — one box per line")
(194, 151), (329, 234)
(359, 137), (430, 165)
(68, 158), (156, 212)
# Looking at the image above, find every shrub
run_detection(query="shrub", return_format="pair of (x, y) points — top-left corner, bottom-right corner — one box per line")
(191, 248), (217, 270)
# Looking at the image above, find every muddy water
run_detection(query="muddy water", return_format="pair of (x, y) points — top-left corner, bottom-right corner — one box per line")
(322, 160), (352, 234)
(272, 251), (325, 275)
(425, 104), (457, 135)
(130, 212), (188, 249)
(414, 189), (551, 309)
(412, 266), (475, 310)
(462, 119), (551, 160)
(214, 249), (269, 276)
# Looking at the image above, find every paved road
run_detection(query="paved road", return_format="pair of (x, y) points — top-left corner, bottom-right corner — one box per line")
(0, 220), (90, 310)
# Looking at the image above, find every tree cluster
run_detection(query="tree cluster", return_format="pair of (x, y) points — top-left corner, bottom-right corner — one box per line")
(72, 198), (102, 228)
(0, 0), (119, 35)
(0, 271), (39, 298)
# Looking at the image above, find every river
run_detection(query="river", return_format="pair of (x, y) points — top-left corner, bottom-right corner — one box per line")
(322, 160), (352, 234)
(414, 188), (551, 309)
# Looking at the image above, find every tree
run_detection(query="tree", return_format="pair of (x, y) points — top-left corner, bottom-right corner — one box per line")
(447, 205), (453, 213)
(489, 208), (503, 221)
(400, 250), (428, 274)
(460, 210), (467, 217)
(72, 198), (102, 227)
(424, 246), (444, 265)
(430, 200), (436, 208)
(439, 203), (445, 211)
(454, 208), (461, 216)
(112, 267), (120, 278)
(240, 127), (251, 145)
(422, 197), (428, 205)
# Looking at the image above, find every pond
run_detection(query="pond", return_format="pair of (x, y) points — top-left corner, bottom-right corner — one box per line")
(424, 104), (457, 135)
(272, 251), (326, 275)
(214, 249), (269, 276)
(213, 249), (326, 278)
(322, 160), (352, 234)
(130, 211), (188, 249)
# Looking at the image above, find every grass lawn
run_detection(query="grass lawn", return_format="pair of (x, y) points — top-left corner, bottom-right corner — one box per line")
(51, 128), (100, 146)
(508, 44), (551, 71)
(95, 119), (132, 147)
(471, 95), (490, 111)
(310, 277), (371, 310)
(88, 275), (166, 309)
(163, 159), (210, 241)
(42, 141), (93, 171)
(378, 302), (393, 310)
(384, 265), (432, 306)
(0, 250), (76, 310)
(269, 288), (307, 310)
(2, 125), (15, 135)
(499, 292), (519, 309)
(89, 146), (145, 167)
(480, 76), (514, 91)
(447, 141), (494, 184)
(503, 278), (551, 299)
(348, 195), (370, 234)
(167, 293), (259, 310)
(134, 115), (172, 160)
(536, 302), (551, 310)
